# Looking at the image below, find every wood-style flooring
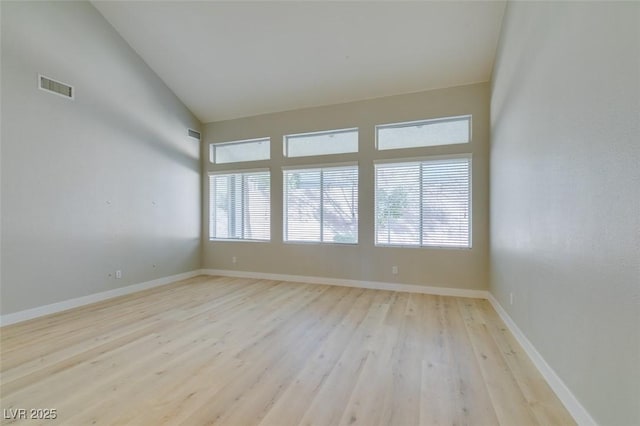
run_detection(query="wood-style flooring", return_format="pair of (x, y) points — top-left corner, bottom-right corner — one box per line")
(0, 275), (574, 425)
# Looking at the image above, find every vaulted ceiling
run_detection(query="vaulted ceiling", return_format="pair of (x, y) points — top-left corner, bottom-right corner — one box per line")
(93, 1), (506, 123)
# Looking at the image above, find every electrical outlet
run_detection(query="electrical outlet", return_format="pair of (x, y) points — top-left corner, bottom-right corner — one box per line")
(232, 256), (237, 264)
(391, 266), (398, 275)
(116, 270), (122, 279)
(510, 292), (514, 305)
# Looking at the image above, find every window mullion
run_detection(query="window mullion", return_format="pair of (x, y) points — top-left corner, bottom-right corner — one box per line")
(214, 176), (218, 238)
(241, 175), (246, 239)
(228, 176), (234, 238)
(283, 172), (288, 241)
(419, 163), (424, 247)
(319, 170), (324, 243)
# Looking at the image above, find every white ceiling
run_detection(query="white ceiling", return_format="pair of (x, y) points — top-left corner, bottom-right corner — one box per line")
(92, 1), (506, 123)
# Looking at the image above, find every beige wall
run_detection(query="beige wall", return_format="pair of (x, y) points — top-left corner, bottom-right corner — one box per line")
(0, 1), (201, 315)
(203, 83), (490, 290)
(491, 2), (640, 425)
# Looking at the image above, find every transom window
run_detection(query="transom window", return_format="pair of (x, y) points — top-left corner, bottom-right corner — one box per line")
(283, 164), (358, 244)
(376, 115), (471, 150)
(284, 128), (358, 158)
(210, 137), (270, 164)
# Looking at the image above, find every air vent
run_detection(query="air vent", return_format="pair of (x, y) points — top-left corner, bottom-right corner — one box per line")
(188, 129), (201, 140)
(39, 74), (73, 99)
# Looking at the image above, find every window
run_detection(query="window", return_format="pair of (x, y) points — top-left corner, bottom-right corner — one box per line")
(375, 156), (471, 247)
(376, 115), (471, 150)
(284, 164), (358, 243)
(210, 138), (270, 164)
(209, 170), (270, 240)
(284, 128), (358, 158)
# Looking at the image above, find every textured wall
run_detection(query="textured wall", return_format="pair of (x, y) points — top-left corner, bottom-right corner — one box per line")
(203, 83), (490, 290)
(1, 1), (201, 315)
(490, 2), (640, 424)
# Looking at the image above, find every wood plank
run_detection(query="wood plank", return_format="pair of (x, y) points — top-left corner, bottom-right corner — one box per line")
(457, 298), (539, 425)
(257, 288), (371, 426)
(474, 299), (577, 426)
(298, 291), (392, 426)
(0, 276), (573, 425)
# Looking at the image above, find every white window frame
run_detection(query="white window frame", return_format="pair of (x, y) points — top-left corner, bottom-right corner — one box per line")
(283, 127), (359, 158)
(374, 153), (472, 248)
(208, 168), (271, 242)
(210, 137), (270, 164)
(283, 162), (359, 245)
(375, 115), (472, 151)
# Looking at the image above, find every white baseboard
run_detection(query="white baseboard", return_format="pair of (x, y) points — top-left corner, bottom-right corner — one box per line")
(206, 268), (594, 425)
(201, 268), (488, 299)
(1, 267), (594, 426)
(487, 293), (597, 426)
(0, 270), (203, 327)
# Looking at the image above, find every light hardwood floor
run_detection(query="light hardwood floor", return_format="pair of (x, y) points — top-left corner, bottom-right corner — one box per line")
(0, 275), (574, 425)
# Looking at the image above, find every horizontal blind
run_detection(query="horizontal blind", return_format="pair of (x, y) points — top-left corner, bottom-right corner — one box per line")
(284, 165), (358, 243)
(209, 171), (270, 240)
(421, 158), (470, 247)
(284, 168), (321, 241)
(375, 157), (470, 247)
(375, 162), (421, 245)
(322, 166), (358, 243)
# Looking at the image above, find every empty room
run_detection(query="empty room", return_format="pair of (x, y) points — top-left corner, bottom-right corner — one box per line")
(1, 1), (638, 425)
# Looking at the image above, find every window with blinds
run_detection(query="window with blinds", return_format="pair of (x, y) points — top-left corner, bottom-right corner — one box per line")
(209, 170), (270, 241)
(375, 156), (471, 248)
(284, 164), (358, 244)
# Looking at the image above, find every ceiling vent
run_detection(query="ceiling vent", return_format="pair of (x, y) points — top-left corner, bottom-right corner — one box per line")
(188, 129), (201, 140)
(39, 74), (74, 100)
